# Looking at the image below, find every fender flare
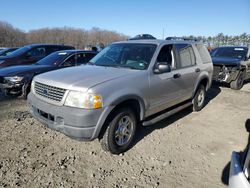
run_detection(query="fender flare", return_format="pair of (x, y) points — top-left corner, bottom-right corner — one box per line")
(192, 76), (210, 98)
(110, 94), (146, 121)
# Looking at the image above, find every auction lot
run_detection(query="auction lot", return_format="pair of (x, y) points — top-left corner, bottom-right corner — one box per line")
(0, 84), (250, 188)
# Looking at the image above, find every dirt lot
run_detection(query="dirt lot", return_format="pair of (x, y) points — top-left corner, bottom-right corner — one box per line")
(0, 84), (250, 188)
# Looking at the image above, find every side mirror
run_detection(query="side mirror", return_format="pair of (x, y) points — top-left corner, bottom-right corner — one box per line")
(153, 63), (171, 74)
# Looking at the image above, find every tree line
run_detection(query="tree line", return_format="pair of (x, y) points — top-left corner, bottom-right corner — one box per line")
(1, 20), (250, 48)
(0, 21), (128, 48)
(183, 33), (250, 47)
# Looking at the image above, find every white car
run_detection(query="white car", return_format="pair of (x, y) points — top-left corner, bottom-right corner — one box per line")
(229, 120), (250, 188)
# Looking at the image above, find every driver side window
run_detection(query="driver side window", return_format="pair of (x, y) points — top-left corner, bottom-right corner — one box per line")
(62, 54), (77, 67)
(156, 44), (175, 68)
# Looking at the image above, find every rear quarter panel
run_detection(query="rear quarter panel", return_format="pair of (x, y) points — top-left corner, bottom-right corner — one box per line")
(192, 44), (213, 92)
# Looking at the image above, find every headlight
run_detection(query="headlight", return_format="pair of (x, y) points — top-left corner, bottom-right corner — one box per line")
(0, 60), (5, 65)
(64, 91), (103, 109)
(5, 76), (24, 82)
(31, 80), (35, 93)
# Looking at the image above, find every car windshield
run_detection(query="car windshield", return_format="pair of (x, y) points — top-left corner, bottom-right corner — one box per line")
(35, 51), (69, 66)
(211, 47), (248, 60)
(0, 48), (17, 57)
(7, 46), (30, 57)
(90, 43), (157, 70)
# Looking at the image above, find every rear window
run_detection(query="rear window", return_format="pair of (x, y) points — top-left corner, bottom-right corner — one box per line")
(196, 44), (211, 64)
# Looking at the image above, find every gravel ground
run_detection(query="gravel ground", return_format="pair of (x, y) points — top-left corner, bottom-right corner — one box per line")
(0, 84), (250, 188)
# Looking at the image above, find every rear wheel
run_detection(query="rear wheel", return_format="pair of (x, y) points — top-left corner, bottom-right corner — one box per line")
(230, 71), (245, 90)
(192, 85), (206, 112)
(100, 108), (137, 154)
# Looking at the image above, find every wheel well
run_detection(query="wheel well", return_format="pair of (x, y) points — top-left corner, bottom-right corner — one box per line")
(199, 78), (208, 90)
(98, 99), (142, 139)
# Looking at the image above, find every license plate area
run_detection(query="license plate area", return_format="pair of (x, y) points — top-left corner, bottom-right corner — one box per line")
(37, 108), (55, 122)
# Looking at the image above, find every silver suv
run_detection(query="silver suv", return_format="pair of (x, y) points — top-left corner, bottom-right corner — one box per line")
(28, 39), (213, 154)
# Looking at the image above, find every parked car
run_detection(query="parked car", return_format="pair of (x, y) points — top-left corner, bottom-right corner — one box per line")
(129, 34), (156, 40)
(0, 50), (97, 98)
(0, 44), (74, 68)
(229, 119), (250, 188)
(0, 47), (18, 57)
(211, 46), (250, 90)
(27, 39), (213, 154)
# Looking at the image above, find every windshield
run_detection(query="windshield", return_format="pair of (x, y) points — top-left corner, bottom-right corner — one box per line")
(7, 46), (30, 57)
(0, 48), (17, 57)
(90, 43), (157, 70)
(211, 47), (248, 60)
(36, 51), (69, 66)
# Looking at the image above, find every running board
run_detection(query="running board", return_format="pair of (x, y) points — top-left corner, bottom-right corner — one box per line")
(142, 102), (192, 126)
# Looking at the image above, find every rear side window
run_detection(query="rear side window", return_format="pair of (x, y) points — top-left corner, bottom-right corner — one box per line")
(196, 44), (211, 64)
(75, 53), (96, 65)
(175, 44), (196, 68)
(62, 52), (96, 66)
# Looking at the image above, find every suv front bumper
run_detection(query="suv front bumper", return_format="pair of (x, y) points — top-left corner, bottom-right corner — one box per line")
(27, 92), (106, 140)
(213, 65), (239, 83)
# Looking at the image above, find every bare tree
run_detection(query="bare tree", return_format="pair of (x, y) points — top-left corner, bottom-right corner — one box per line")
(1, 20), (249, 49)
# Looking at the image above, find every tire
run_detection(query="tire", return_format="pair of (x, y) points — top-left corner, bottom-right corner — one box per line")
(192, 85), (206, 112)
(230, 71), (245, 90)
(100, 107), (137, 154)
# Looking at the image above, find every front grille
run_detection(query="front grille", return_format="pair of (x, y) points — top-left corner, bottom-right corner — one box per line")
(34, 82), (66, 102)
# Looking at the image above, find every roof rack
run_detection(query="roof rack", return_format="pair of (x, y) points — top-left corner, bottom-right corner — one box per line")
(165, 37), (199, 42)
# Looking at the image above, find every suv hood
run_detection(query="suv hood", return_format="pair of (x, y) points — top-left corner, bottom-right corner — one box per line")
(0, 65), (53, 77)
(212, 57), (241, 66)
(34, 65), (138, 92)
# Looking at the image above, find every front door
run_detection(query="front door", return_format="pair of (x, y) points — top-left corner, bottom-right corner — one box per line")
(148, 44), (185, 115)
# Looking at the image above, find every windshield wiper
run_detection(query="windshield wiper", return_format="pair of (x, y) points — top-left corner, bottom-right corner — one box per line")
(95, 64), (140, 70)
(113, 65), (139, 70)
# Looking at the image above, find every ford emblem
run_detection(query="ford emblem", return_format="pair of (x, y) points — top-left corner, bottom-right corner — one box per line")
(43, 89), (49, 95)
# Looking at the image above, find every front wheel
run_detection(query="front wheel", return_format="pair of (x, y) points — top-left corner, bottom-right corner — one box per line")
(230, 71), (245, 90)
(100, 108), (137, 154)
(192, 85), (206, 112)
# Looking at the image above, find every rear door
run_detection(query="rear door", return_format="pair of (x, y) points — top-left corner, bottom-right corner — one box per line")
(174, 43), (200, 99)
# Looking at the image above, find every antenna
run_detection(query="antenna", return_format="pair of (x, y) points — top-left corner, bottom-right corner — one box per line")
(162, 28), (165, 40)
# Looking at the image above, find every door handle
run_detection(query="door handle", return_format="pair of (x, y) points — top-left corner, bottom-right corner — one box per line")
(173, 73), (181, 79)
(195, 68), (201, 73)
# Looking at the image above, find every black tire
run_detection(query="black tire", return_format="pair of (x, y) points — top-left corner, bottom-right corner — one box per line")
(230, 71), (245, 90)
(100, 107), (137, 154)
(192, 85), (206, 112)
